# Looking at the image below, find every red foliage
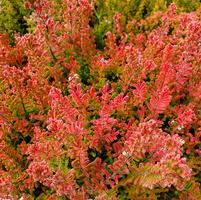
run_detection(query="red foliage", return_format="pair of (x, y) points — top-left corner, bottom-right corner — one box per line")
(0, 1), (200, 199)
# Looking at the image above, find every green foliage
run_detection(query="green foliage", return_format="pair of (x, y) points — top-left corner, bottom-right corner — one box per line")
(50, 157), (70, 174)
(0, 0), (31, 37)
(77, 62), (91, 86)
(174, 0), (201, 12)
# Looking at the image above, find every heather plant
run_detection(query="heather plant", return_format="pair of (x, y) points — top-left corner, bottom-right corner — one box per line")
(92, 0), (201, 49)
(0, 1), (200, 199)
(1, 0), (200, 46)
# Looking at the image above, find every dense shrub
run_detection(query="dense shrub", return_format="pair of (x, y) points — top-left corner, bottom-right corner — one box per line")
(0, 0), (200, 199)
(0, 0), (31, 43)
(92, 0), (201, 49)
(1, 0), (200, 45)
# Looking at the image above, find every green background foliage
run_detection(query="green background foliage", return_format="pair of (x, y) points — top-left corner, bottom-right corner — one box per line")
(0, 0), (29, 33)
(0, 0), (31, 43)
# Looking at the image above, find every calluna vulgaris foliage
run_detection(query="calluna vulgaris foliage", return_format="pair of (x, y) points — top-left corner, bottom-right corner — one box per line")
(0, 0), (201, 199)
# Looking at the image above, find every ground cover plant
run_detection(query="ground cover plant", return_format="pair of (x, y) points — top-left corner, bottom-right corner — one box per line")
(1, 0), (200, 44)
(0, 0), (201, 199)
